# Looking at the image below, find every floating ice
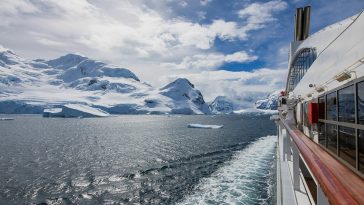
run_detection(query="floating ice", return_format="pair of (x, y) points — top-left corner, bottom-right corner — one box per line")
(187, 124), (223, 129)
(43, 104), (110, 118)
(0, 118), (14, 121)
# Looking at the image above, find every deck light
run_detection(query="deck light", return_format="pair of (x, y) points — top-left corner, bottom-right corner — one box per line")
(334, 71), (351, 82)
(315, 86), (325, 93)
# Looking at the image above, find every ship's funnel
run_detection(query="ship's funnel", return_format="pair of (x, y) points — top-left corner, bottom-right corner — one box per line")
(294, 8), (303, 41)
(294, 6), (310, 41)
(302, 6), (311, 40)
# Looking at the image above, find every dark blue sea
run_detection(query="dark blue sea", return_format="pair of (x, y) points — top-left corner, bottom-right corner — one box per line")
(0, 114), (277, 205)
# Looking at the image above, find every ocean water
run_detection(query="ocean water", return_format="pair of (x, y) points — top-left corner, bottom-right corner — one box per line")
(0, 114), (277, 205)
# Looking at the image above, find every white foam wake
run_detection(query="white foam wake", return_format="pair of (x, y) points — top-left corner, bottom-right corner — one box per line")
(179, 135), (277, 205)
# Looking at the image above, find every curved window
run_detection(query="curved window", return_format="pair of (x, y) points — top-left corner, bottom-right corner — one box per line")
(287, 48), (317, 92)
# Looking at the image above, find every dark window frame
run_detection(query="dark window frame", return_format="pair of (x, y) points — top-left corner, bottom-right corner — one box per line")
(316, 77), (364, 174)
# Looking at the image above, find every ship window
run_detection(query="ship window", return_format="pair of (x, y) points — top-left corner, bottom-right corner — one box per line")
(327, 124), (337, 154)
(359, 129), (364, 174)
(318, 96), (325, 119)
(326, 92), (337, 121)
(338, 126), (356, 167)
(303, 102), (309, 126)
(318, 122), (326, 147)
(358, 81), (364, 124)
(313, 79), (364, 174)
(338, 85), (355, 123)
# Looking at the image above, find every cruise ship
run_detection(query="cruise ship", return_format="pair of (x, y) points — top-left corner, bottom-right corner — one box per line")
(276, 6), (364, 205)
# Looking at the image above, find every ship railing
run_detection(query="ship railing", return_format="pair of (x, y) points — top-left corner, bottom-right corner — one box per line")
(277, 116), (364, 205)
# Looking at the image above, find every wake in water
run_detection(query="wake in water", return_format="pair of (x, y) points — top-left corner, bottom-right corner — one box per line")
(179, 135), (277, 205)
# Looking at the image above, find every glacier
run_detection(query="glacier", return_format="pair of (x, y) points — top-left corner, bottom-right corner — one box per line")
(0, 47), (211, 116)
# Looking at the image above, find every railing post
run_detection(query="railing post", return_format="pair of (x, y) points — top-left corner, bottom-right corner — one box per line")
(317, 185), (330, 205)
(286, 132), (292, 161)
(282, 127), (286, 161)
(292, 142), (300, 190)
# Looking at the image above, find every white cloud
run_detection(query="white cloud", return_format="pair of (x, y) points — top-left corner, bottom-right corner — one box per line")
(163, 51), (257, 70)
(200, 0), (212, 6)
(179, 1), (188, 7)
(225, 51), (258, 63)
(0, 0), (283, 58)
(238, 0), (287, 31)
(164, 68), (287, 107)
(197, 11), (207, 20)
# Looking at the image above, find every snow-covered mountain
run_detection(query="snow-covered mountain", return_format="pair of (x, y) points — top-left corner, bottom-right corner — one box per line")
(209, 96), (234, 114)
(255, 91), (280, 110)
(0, 47), (210, 115)
(159, 78), (211, 114)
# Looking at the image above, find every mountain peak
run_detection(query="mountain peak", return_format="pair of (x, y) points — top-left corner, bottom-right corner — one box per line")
(46, 53), (88, 70)
(0, 44), (11, 53)
(0, 48), (25, 66)
(209, 96), (234, 114)
(255, 91), (280, 110)
(160, 78), (194, 90)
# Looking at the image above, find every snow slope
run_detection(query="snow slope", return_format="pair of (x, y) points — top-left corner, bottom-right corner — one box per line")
(0, 48), (210, 115)
(255, 91), (280, 110)
(159, 78), (211, 114)
(209, 96), (234, 114)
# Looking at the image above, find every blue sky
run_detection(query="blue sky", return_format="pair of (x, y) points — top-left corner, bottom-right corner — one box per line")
(173, 0), (364, 72)
(0, 0), (363, 104)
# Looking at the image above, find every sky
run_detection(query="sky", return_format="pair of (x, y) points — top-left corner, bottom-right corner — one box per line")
(0, 0), (363, 106)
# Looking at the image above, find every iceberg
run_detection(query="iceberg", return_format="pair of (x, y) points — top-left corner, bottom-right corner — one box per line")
(43, 104), (110, 118)
(0, 118), (14, 121)
(187, 124), (224, 129)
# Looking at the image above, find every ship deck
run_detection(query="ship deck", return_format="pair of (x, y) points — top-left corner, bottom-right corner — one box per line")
(276, 115), (364, 205)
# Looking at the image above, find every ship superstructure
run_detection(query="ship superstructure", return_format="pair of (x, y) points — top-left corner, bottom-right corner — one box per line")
(276, 6), (364, 205)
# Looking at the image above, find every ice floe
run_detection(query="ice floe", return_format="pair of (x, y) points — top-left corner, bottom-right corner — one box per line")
(187, 124), (223, 129)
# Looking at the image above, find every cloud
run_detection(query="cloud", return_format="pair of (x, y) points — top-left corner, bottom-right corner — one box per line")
(179, 1), (188, 7)
(200, 0), (212, 6)
(164, 68), (287, 107)
(163, 51), (257, 70)
(0, 0), (282, 58)
(238, 0), (287, 31)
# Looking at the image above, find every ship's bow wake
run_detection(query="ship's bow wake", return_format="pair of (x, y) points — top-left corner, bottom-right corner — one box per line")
(179, 135), (277, 205)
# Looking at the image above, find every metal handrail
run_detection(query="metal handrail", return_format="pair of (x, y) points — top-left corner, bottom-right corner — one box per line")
(280, 118), (364, 205)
